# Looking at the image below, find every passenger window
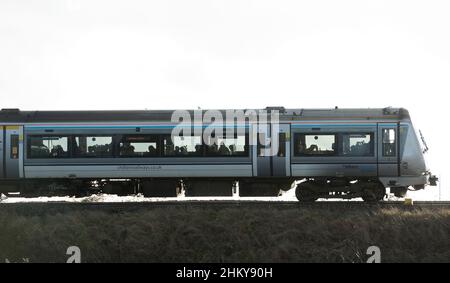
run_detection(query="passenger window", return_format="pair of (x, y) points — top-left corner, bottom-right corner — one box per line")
(74, 136), (112, 158)
(28, 136), (69, 158)
(294, 134), (336, 156)
(342, 133), (374, 156)
(162, 135), (202, 156)
(10, 135), (19, 159)
(205, 133), (248, 156)
(119, 135), (158, 157)
(382, 129), (396, 157)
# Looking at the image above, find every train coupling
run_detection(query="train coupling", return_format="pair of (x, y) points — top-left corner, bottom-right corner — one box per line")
(428, 173), (438, 186)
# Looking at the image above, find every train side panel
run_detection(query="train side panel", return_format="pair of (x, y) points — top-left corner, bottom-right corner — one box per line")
(24, 164), (253, 179)
(23, 123), (253, 179)
(290, 123), (378, 178)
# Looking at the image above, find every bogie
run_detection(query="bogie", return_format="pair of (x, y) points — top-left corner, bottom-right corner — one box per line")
(295, 179), (386, 202)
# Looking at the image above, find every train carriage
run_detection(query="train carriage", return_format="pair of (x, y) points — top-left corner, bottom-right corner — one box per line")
(0, 107), (437, 201)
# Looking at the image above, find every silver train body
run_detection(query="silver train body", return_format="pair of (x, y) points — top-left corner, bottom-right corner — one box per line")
(0, 107), (437, 201)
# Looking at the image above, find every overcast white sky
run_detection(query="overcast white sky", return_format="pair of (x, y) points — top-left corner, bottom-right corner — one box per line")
(0, 0), (448, 199)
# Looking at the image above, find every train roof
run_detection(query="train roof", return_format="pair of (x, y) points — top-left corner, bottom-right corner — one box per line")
(0, 107), (410, 123)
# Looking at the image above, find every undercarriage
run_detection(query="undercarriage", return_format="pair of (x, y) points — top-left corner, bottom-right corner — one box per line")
(1, 177), (394, 202)
(295, 178), (387, 202)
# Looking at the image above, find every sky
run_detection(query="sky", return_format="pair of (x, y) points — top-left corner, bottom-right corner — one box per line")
(0, 0), (448, 199)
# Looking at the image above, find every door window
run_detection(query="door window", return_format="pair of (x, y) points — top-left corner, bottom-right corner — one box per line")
(10, 135), (19, 159)
(382, 129), (396, 157)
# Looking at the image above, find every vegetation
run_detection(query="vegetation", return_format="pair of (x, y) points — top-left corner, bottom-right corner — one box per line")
(0, 205), (449, 263)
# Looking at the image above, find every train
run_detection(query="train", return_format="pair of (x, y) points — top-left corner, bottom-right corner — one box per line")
(0, 107), (437, 201)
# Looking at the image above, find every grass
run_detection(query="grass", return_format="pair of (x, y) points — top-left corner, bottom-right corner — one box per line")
(0, 205), (449, 263)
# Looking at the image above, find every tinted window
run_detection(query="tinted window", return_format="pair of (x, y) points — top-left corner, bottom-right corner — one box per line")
(294, 134), (336, 156)
(342, 133), (374, 156)
(162, 135), (203, 156)
(73, 136), (113, 158)
(205, 133), (248, 156)
(119, 135), (159, 157)
(28, 136), (69, 158)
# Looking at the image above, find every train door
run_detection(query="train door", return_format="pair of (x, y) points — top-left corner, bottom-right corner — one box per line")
(255, 124), (271, 177)
(272, 124), (291, 177)
(255, 123), (291, 177)
(377, 123), (399, 176)
(0, 126), (4, 178)
(4, 125), (24, 179)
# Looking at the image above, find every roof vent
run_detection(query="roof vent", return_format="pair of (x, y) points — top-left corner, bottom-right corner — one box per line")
(383, 107), (398, 115)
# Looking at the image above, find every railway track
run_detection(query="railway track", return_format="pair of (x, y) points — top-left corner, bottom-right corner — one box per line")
(0, 200), (449, 214)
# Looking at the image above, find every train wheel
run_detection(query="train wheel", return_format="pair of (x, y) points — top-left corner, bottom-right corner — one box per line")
(361, 181), (386, 202)
(295, 181), (318, 202)
(390, 186), (408, 198)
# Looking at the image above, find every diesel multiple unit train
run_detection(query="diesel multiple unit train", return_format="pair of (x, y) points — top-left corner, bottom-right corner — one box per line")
(0, 107), (437, 201)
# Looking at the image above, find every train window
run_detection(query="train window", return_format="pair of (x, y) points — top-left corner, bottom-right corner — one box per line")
(342, 133), (374, 156)
(257, 132), (266, 157)
(278, 133), (286, 157)
(294, 134), (336, 156)
(28, 136), (69, 158)
(73, 136), (113, 158)
(10, 135), (19, 159)
(382, 128), (396, 156)
(119, 135), (159, 157)
(162, 135), (203, 156)
(205, 133), (248, 156)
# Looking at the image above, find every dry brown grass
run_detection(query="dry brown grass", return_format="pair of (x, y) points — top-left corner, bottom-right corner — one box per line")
(0, 205), (449, 262)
